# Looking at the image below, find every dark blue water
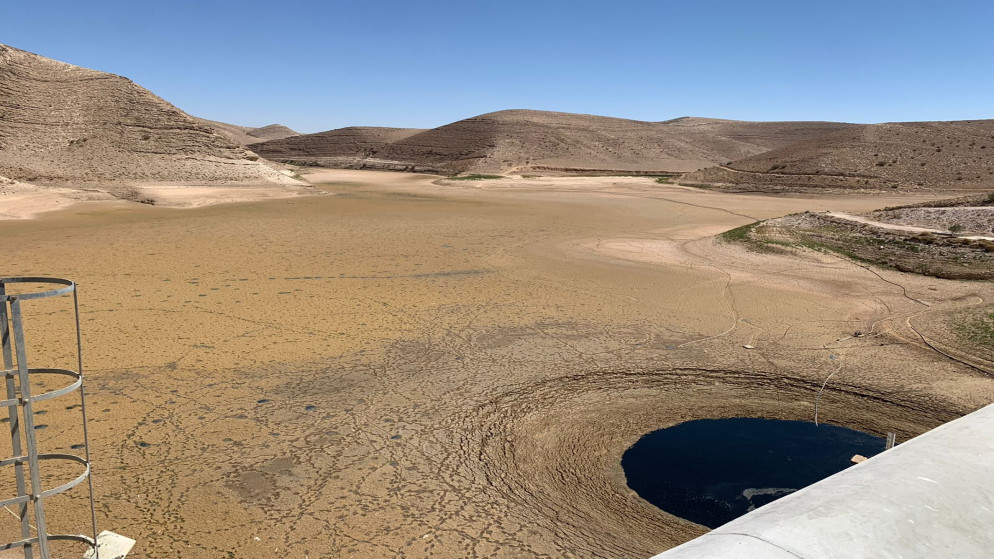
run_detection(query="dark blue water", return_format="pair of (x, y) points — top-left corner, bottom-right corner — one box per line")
(622, 418), (885, 528)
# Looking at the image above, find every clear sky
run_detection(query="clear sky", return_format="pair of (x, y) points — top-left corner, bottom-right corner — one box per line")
(3, 1), (992, 132)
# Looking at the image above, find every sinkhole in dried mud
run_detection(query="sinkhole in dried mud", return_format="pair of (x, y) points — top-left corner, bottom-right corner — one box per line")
(621, 417), (885, 528)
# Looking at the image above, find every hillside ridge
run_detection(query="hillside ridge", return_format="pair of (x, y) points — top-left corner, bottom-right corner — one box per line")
(0, 43), (298, 199)
(251, 110), (858, 175)
(684, 119), (994, 191)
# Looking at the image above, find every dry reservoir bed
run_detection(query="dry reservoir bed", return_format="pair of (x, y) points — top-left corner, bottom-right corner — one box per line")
(0, 171), (991, 558)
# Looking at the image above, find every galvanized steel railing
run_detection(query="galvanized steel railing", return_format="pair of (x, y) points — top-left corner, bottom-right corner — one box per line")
(1, 278), (99, 559)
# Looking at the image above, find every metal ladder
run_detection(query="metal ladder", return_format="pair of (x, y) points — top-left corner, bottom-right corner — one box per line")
(1, 278), (99, 559)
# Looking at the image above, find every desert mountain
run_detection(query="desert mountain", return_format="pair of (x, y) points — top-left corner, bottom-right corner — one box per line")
(250, 109), (857, 175)
(249, 126), (425, 164)
(659, 117), (859, 152)
(248, 124), (299, 142)
(684, 120), (994, 191)
(198, 118), (299, 146)
(0, 43), (298, 198)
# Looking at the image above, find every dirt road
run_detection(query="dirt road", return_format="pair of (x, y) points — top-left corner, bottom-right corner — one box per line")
(825, 210), (994, 240)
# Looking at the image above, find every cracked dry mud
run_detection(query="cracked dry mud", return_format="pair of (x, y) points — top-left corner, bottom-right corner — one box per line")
(1, 172), (991, 558)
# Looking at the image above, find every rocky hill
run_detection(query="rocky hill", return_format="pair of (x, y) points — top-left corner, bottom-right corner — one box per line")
(198, 118), (299, 146)
(0, 43), (298, 199)
(660, 117), (858, 153)
(249, 127), (424, 168)
(684, 120), (994, 191)
(250, 110), (856, 175)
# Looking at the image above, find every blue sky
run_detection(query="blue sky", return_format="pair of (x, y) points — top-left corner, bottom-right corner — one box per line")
(3, 1), (992, 132)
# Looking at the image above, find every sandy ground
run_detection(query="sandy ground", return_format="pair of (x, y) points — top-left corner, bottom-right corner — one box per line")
(0, 181), (323, 219)
(134, 182), (324, 208)
(1, 172), (991, 558)
(0, 183), (123, 219)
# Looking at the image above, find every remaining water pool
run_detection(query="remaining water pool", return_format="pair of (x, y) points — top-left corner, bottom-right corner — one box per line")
(621, 417), (885, 528)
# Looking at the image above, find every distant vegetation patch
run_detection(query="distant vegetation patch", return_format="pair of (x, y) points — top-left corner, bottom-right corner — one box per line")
(448, 174), (505, 181)
(720, 222), (761, 243)
(719, 221), (812, 254)
(722, 212), (993, 280)
(955, 310), (994, 348)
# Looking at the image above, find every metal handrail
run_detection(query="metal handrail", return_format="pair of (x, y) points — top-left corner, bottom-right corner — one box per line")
(0, 454), (92, 507)
(0, 368), (83, 407)
(0, 277), (75, 301)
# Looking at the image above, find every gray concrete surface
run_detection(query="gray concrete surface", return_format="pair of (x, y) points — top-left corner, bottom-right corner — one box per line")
(651, 403), (994, 558)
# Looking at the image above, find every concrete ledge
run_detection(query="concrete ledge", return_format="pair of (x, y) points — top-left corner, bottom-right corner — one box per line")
(652, 403), (994, 558)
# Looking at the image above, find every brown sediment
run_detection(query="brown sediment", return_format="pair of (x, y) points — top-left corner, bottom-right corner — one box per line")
(1, 172), (990, 558)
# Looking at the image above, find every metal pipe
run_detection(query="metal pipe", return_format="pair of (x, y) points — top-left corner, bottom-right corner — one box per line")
(0, 281), (31, 559)
(74, 287), (100, 559)
(10, 298), (51, 558)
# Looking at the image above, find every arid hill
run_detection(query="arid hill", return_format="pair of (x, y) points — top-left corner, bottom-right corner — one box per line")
(251, 110), (855, 175)
(684, 120), (994, 191)
(0, 44), (298, 199)
(198, 118), (299, 146)
(249, 126), (424, 167)
(249, 124), (299, 142)
(660, 117), (859, 153)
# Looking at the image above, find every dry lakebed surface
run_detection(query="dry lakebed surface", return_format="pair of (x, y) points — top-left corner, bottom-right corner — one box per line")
(1, 170), (991, 558)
